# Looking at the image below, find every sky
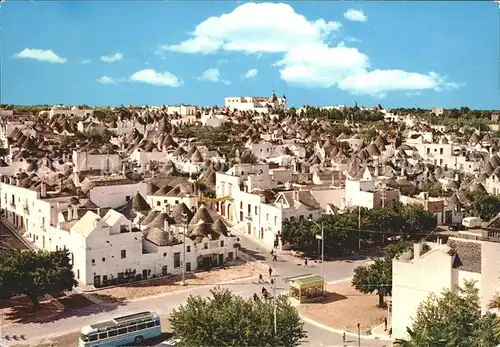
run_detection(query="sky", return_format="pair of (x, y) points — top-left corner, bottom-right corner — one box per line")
(1, 1), (500, 109)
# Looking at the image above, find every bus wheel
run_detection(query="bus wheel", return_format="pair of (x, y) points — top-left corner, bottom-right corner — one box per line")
(134, 335), (144, 344)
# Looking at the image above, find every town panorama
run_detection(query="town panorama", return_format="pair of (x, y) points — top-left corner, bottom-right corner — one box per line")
(1, 1), (500, 347)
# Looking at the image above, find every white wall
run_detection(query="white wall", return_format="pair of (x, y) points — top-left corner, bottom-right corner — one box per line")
(90, 182), (147, 208)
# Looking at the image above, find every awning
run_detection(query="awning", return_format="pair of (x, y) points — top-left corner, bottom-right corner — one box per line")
(289, 275), (325, 290)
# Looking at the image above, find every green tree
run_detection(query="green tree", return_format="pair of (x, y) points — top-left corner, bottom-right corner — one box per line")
(469, 192), (500, 221)
(395, 281), (500, 347)
(352, 242), (412, 307)
(0, 249), (77, 307)
(170, 287), (306, 347)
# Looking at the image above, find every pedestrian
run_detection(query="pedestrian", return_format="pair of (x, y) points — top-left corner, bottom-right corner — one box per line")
(384, 318), (388, 331)
(253, 293), (259, 302)
(304, 258), (308, 267)
(270, 278), (274, 285)
(268, 266), (273, 277)
(258, 273), (263, 283)
(270, 249), (274, 256)
(272, 254), (277, 262)
(342, 332), (346, 343)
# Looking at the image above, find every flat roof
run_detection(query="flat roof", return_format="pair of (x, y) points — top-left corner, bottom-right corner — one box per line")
(290, 274), (324, 289)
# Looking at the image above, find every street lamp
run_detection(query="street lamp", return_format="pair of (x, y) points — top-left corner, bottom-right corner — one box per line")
(181, 212), (188, 286)
(309, 218), (324, 280)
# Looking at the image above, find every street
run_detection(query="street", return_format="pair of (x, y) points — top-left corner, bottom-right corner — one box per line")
(1, 232), (391, 347)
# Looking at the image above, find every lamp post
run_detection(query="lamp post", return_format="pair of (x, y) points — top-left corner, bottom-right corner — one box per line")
(181, 212), (188, 286)
(309, 218), (324, 280)
(357, 322), (361, 347)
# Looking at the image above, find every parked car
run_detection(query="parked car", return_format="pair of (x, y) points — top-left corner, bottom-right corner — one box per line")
(462, 217), (482, 229)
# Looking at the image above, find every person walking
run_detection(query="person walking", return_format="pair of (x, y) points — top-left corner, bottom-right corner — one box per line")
(342, 332), (346, 343)
(253, 293), (259, 302)
(384, 318), (388, 331)
(268, 266), (273, 278)
(304, 258), (308, 267)
(272, 253), (277, 261)
(258, 273), (263, 283)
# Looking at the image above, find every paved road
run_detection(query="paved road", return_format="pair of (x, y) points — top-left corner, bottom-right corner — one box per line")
(1, 231), (390, 347)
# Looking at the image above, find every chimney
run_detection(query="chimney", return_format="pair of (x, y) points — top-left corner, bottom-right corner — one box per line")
(67, 206), (73, 221)
(73, 204), (78, 219)
(96, 207), (101, 217)
(41, 182), (47, 198)
(9, 176), (14, 185)
(414, 242), (422, 259)
(122, 164), (126, 176)
(15, 177), (20, 187)
(293, 190), (299, 201)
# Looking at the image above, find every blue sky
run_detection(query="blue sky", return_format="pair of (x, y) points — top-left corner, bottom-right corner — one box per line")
(2, 1), (499, 109)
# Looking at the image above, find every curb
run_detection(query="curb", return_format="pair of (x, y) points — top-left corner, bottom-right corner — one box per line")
(299, 315), (393, 342)
(370, 322), (395, 341)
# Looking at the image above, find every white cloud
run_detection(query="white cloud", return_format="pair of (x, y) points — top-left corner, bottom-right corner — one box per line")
(98, 76), (117, 85)
(217, 58), (228, 64)
(345, 37), (363, 43)
(100, 52), (123, 63)
(164, 3), (341, 55)
(199, 68), (231, 85)
(338, 70), (464, 97)
(343, 9), (367, 22)
(80, 59), (91, 64)
(130, 69), (181, 87)
(15, 48), (66, 63)
(243, 68), (258, 79)
(166, 3), (461, 97)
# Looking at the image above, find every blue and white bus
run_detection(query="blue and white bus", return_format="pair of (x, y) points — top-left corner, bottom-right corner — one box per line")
(79, 311), (162, 347)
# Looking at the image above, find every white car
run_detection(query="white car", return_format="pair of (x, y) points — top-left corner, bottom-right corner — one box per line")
(154, 338), (180, 346)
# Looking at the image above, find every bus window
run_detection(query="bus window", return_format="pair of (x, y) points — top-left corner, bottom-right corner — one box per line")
(80, 334), (89, 342)
(128, 325), (137, 333)
(108, 330), (118, 337)
(118, 327), (127, 335)
(98, 332), (107, 339)
(146, 321), (154, 328)
(89, 335), (98, 341)
(138, 323), (146, 330)
(155, 320), (160, 326)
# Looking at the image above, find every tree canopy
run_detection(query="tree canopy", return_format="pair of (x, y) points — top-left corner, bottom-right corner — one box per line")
(281, 202), (436, 256)
(351, 241), (413, 307)
(0, 249), (77, 307)
(395, 281), (500, 347)
(170, 287), (306, 347)
(468, 191), (500, 221)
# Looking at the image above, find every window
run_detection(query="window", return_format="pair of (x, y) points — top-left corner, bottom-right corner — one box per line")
(174, 252), (181, 268)
(98, 332), (107, 340)
(125, 196), (131, 202)
(89, 335), (98, 342)
(220, 240), (224, 247)
(255, 206), (258, 215)
(120, 225), (128, 233)
(155, 320), (161, 326)
(228, 252), (234, 261)
(92, 259), (95, 265)
(204, 243), (208, 249)
(77, 269), (80, 279)
(138, 323), (146, 330)
(187, 245), (191, 252)
(108, 330), (117, 337)
(426, 148), (430, 154)
(240, 202), (243, 209)
(102, 257), (105, 262)
(128, 325), (137, 333)
(157, 201), (161, 206)
(308, 214), (313, 220)
(175, 200), (179, 204)
(118, 327), (127, 335)
(121, 250), (126, 259)
(274, 216), (277, 226)
(146, 321), (155, 328)
(440, 148), (444, 155)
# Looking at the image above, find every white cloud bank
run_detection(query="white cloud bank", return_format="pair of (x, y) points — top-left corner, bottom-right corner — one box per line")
(243, 68), (258, 79)
(100, 52), (123, 63)
(163, 2), (462, 98)
(15, 48), (66, 63)
(80, 59), (91, 64)
(343, 9), (367, 22)
(199, 68), (231, 85)
(130, 69), (181, 87)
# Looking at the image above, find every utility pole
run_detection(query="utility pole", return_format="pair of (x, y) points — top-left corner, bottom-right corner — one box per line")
(310, 219), (325, 280)
(181, 212), (188, 286)
(273, 278), (277, 336)
(358, 206), (361, 252)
